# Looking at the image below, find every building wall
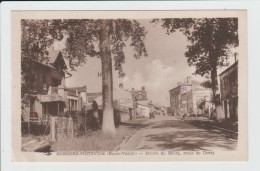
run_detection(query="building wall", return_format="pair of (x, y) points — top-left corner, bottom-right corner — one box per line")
(220, 62), (238, 121)
(191, 90), (211, 115)
(169, 85), (191, 115)
(170, 83), (211, 116)
(29, 64), (84, 123)
(34, 63), (65, 95)
(30, 62), (65, 123)
(169, 86), (181, 115)
(136, 104), (150, 118)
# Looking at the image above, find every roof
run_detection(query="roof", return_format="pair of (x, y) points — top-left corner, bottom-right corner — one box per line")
(87, 92), (102, 96)
(48, 50), (61, 64)
(67, 86), (87, 92)
(40, 49), (67, 70)
(137, 100), (150, 107)
(94, 88), (133, 109)
(169, 80), (202, 92)
(87, 92), (102, 103)
(219, 61), (238, 76)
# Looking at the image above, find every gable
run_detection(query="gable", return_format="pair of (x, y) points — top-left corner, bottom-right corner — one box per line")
(46, 50), (67, 70)
(53, 53), (67, 70)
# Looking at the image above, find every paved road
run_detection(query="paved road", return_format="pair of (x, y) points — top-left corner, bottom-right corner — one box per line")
(118, 116), (237, 151)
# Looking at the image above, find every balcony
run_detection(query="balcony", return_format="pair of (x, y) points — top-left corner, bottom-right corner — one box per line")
(67, 89), (77, 97)
(51, 87), (58, 94)
(47, 86), (65, 98)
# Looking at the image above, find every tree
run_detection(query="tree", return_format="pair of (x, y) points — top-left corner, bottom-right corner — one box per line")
(21, 20), (62, 106)
(153, 18), (239, 103)
(21, 19), (148, 135)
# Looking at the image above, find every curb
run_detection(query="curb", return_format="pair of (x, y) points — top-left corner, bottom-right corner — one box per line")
(205, 124), (238, 134)
(113, 122), (145, 151)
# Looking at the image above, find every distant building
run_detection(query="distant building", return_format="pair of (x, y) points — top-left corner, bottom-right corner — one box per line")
(66, 86), (88, 111)
(86, 92), (102, 108)
(94, 88), (133, 111)
(136, 100), (150, 118)
(169, 81), (192, 115)
(169, 79), (211, 116)
(133, 86), (147, 101)
(94, 87), (134, 122)
(219, 61), (238, 121)
(132, 86), (149, 118)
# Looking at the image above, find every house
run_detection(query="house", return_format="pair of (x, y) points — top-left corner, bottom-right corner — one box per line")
(133, 86), (147, 101)
(94, 86), (134, 122)
(66, 86), (88, 111)
(136, 100), (150, 118)
(169, 81), (192, 116)
(86, 92), (102, 109)
(219, 61), (238, 121)
(23, 49), (84, 123)
(169, 79), (211, 116)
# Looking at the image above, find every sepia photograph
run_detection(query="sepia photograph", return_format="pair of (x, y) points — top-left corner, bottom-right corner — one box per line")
(10, 10), (247, 162)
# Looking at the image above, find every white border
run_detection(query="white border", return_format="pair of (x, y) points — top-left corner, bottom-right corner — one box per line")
(1, 1), (260, 171)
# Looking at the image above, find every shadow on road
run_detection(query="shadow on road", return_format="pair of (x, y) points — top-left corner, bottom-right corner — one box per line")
(138, 120), (237, 151)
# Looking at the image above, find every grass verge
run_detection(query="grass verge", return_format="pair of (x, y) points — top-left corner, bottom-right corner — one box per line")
(52, 118), (148, 151)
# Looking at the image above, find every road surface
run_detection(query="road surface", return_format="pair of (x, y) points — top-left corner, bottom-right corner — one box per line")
(118, 116), (237, 151)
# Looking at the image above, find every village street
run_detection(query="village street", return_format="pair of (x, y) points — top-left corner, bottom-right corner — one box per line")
(118, 116), (237, 151)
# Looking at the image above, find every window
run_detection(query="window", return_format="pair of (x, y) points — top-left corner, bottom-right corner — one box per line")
(52, 78), (61, 87)
(30, 99), (35, 112)
(42, 103), (48, 114)
(29, 99), (38, 121)
(43, 75), (46, 84)
(69, 99), (78, 111)
(43, 75), (47, 90)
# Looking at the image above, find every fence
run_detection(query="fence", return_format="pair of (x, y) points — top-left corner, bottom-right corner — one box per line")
(50, 116), (74, 141)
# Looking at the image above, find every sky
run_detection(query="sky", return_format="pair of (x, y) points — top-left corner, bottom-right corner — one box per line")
(53, 19), (235, 107)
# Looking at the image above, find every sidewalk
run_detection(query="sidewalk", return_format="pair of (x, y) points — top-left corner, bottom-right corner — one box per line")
(181, 116), (238, 133)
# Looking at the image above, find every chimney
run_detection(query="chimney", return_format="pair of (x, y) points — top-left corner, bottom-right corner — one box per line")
(142, 86), (145, 91)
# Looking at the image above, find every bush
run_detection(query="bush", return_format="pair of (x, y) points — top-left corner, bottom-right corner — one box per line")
(21, 122), (50, 136)
(64, 110), (88, 136)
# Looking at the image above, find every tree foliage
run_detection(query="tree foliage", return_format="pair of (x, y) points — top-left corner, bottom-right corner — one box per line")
(21, 19), (148, 105)
(21, 20), (60, 105)
(21, 19), (147, 135)
(153, 18), (239, 102)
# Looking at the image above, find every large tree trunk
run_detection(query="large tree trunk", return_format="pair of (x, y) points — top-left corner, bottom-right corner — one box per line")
(210, 66), (218, 103)
(211, 65), (224, 121)
(99, 20), (115, 136)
